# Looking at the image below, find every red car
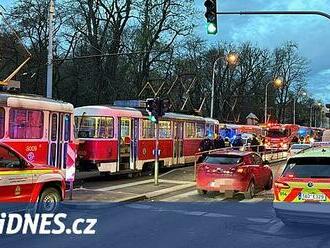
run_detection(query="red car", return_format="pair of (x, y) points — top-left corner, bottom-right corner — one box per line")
(196, 151), (273, 198)
(0, 143), (66, 212)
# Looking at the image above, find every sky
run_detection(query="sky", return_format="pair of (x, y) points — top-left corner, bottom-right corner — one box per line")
(0, 0), (330, 102)
(195, 0), (330, 103)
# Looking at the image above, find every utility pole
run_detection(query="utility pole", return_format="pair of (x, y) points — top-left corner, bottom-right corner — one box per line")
(210, 57), (222, 118)
(47, 0), (55, 98)
(154, 122), (160, 186)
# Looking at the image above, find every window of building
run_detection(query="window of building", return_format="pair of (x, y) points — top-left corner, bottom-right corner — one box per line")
(159, 121), (171, 138)
(142, 119), (155, 138)
(185, 122), (196, 138)
(9, 109), (43, 139)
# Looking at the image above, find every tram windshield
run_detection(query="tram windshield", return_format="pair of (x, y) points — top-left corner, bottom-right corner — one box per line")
(75, 116), (114, 139)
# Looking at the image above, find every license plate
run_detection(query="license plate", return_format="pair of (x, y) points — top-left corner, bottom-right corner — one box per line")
(298, 193), (326, 201)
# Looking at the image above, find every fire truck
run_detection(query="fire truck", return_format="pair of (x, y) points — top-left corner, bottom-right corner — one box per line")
(264, 124), (299, 150)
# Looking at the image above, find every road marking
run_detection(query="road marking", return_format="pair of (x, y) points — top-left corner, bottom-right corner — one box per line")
(94, 179), (155, 191)
(204, 213), (234, 218)
(159, 179), (193, 185)
(161, 190), (198, 202)
(246, 217), (272, 223)
(239, 198), (264, 203)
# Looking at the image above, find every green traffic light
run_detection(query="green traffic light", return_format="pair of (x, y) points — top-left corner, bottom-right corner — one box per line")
(148, 115), (157, 123)
(207, 22), (217, 34)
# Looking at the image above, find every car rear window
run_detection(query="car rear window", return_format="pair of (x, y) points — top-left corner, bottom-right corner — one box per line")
(283, 157), (330, 178)
(202, 155), (243, 165)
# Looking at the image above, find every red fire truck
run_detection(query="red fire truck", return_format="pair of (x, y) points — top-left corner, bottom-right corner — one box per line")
(264, 124), (299, 150)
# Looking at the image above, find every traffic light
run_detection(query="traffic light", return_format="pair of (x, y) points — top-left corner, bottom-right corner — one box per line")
(204, 0), (217, 34)
(158, 99), (171, 117)
(146, 98), (158, 123)
(146, 98), (170, 123)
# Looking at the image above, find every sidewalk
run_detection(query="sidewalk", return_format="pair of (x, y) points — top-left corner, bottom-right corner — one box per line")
(65, 166), (196, 205)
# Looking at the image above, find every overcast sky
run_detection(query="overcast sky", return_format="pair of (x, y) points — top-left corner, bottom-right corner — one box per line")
(1, 0), (329, 102)
(195, 0), (330, 103)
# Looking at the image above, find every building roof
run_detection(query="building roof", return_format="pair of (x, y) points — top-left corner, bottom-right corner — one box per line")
(246, 113), (259, 120)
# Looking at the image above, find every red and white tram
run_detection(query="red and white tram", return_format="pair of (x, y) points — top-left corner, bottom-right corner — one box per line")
(74, 105), (216, 174)
(0, 93), (76, 179)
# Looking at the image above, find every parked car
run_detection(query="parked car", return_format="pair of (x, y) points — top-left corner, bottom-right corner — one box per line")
(0, 143), (66, 213)
(273, 146), (330, 225)
(288, 143), (311, 157)
(196, 151), (273, 199)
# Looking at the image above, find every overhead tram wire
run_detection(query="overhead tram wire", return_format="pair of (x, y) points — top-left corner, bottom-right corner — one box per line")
(52, 49), (172, 62)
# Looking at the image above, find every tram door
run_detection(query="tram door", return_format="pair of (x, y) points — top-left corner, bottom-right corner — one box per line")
(48, 112), (71, 169)
(173, 122), (184, 166)
(130, 118), (139, 170)
(118, 117), (132, 171)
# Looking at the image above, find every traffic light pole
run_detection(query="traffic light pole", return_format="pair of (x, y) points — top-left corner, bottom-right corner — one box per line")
(216, 10), (330, 20)
(154, 122), (160, 186)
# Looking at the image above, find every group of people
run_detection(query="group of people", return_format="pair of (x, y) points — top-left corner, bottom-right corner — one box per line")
(199, 133), (263, 152)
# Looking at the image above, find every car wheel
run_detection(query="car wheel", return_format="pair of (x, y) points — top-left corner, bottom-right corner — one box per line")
(244, 181), (255, 199)
(37, 187), (61, 213)
(265, 174), (273, 190)
(197, 189), (207, 195)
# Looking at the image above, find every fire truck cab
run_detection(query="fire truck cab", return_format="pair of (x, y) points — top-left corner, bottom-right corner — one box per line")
(0, 143), (65, 212)
(265, 124), (299, 150)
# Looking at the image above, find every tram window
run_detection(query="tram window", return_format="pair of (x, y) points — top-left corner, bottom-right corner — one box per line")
(0, 108), (4, 139)
(185, 122), (196, 138)
(97, 117), (114, 138)
(142, 119), (155, 139)
(196, 123), (205, 138)
(76, 117), (96, 138)
(159, 121), (171, 138)
(75, 116), (114, 139)
(51, 114), (58, 141)
(120, 119), (130, 138)
(64, 114), (71, 141)
(9, 109), (43, 139)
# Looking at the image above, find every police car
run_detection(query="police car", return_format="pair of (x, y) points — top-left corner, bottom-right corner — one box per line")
(273, 146), (330, 225)
(0, 143), (66, 213)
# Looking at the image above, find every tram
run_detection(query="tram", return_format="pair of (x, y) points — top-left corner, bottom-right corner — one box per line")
(74, 105), (218, 174)
(0, 91), (76, 180)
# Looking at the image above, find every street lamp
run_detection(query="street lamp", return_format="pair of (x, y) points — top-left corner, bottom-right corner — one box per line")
(264, 77), (283, 124)
(293, 91), (307, 125)
(210, 52), (239, 118)
(310, 102), (323, 127)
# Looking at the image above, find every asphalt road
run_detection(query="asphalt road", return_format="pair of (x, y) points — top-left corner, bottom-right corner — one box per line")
(2, 161), (329, 248)
(1, 201), (330, 248)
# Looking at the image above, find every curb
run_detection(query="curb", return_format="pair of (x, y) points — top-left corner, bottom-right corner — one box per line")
(61, 183), (196, 210)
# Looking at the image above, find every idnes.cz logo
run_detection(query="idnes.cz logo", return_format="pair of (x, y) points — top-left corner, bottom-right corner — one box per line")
(0, 213), (97, 235)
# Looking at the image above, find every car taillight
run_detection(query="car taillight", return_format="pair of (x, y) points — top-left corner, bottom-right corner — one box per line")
(274, 181), (290, 189)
